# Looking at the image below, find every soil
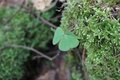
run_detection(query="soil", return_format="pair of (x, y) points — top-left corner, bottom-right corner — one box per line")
(21, 51), (70, 80)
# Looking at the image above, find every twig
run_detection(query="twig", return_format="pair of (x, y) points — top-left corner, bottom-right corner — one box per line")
(49, 15), (61, 20)
(39, 16), (57, 28)
(2, 44), (60, 61)
(82, 48), (86, 66)
(115, 53), (120, 58)
(25, 7), (57, 29)
(33, 50), (60, 60)
(81, 48), (89, 80)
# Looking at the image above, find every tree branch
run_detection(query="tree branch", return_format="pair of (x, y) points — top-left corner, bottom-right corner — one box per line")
(39, 16), (57, 28)
(24, 2), (58, 29)
(2, 44), (60, 61)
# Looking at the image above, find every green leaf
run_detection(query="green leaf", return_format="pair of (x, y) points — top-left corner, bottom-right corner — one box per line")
(66, 30), (79, 39)
(53, 27), (79, 51)
(68, 35), (79, 48)
(66, 30), (74, 35)
(59, 35), (79, 51)
(59, 35), (70, 51)
(53, 27), (64, 45)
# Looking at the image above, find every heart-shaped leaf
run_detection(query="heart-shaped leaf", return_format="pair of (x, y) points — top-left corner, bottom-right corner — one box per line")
(66, 30), (79, 39)
(53, 27), (79, 51)
(53, 27), (64, 45)
(59, 35), (79, 51)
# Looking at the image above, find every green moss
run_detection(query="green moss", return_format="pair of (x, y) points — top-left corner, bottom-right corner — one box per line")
(61, 0), (120, 80)
(0, 6), (55, 80)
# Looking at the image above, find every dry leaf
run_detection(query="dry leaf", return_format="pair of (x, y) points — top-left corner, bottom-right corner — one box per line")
(31, 0), (52, 11)
(59, 0), (66, 2)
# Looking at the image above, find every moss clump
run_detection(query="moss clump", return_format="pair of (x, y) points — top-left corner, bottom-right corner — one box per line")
(60, 0), (120, 80)
(0, 7), (55, 80)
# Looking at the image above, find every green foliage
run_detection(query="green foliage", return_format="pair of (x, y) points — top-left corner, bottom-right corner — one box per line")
(60, 0), (120, 80)
(0, 7), (28, 80)
(71, 68), (82, 80)
(0, 7), (55, 80)
(64, 51), (83, 80)
(53, 27), (64, 45)
(53, 27), (79, 51)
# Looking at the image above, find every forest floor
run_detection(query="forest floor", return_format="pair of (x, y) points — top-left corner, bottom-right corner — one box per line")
(1, 0), (71, 80)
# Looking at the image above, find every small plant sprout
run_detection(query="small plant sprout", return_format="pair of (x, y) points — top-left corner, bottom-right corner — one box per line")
(53, 27), (79, 51)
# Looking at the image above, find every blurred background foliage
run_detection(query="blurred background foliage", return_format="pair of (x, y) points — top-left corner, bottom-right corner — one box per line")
(0, 6), (56, 79)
